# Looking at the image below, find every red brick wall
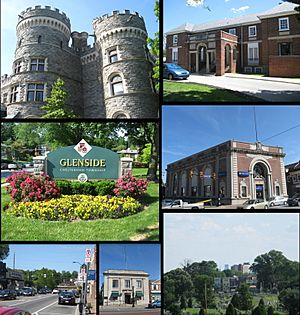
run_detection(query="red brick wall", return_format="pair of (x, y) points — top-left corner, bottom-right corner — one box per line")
(269, 56), (300, 77)
(166, 33), (189, 70)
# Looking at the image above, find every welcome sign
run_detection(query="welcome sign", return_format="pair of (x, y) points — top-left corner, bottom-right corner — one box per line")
(46, 139), (119, 180)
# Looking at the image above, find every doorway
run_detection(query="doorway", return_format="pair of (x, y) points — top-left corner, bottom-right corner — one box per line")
(125, 293), (131, 304)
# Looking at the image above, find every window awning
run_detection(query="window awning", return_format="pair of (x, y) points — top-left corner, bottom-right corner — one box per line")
(136, 291), (143, 297)
(110, 291), (120, 297)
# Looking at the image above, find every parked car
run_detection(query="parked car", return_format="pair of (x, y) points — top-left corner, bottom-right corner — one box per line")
(0, 289), (17, 300)
(22, 287), (35, 296)
(148, 300), (161, 308)
(0, 306), (31, 315)
(1, 163), (8, 170)
(162, 199), (173, 207)
(162, 199), (204, 209)
(287, 193), (300, 206)
(38, 288), (47, 294)
(58, 291), (76, 305)
(237, 199), (269, 209)
(268, 196), (288, 207)
(7, 162), (23, 170)
(52, 288), (60, 294)
(163, 63), (190, 80)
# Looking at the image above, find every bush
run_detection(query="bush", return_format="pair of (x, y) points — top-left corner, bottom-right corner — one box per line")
(114, 173), (148, 199)
(132, 161), (148, 168)
(55, 180), (115, 196)
(7, 195), (142, 221)
(6, 171), (60, 202)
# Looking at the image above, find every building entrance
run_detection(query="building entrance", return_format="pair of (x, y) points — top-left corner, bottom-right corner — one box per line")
(125, 293), (131, 304)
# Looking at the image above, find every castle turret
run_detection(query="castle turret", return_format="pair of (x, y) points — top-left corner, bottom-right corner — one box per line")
(93, 10), (158, 119)
(7, 5), (83, 118)
(71, 31), (89, 52)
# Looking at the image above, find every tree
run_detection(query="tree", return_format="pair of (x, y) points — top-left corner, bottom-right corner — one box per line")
(267, 305), (274, 315)
(169, 304), (181, 315)
(231, 293), (240, 309)
(180, 295), (187, 309)
(193, 274), (215, 308)
(278, 288), (299, 315)
(199, 308), (205, 315)
(188, 297), (193, 308)
(237, 283), (252, 311)
(41, 78), (76, 118)
(226, 303), (237, 315)
(0, 245), (9, 260)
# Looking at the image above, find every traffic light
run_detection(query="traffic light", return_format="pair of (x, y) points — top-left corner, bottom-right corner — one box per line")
(199, 171), (204, 178)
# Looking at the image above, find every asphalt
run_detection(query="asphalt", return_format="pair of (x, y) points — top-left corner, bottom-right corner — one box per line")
(181, 73), (300, 102)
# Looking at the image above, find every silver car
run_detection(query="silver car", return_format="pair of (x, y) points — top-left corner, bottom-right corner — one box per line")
(237, 199), (269, 209)
(268, 196), (288, 207)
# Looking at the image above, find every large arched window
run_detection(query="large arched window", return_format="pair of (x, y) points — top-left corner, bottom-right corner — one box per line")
(110, 75), (124, 96)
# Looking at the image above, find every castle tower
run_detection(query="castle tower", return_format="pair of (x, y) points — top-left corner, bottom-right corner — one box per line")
(93, 10), (158, 119)
(7, 5), (83, 118)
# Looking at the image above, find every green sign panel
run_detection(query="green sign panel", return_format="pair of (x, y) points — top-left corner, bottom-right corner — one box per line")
(46, 139), (119, 180)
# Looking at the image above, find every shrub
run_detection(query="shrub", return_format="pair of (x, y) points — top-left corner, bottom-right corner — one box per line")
(7, 195), (141, 221)
(132, 161), (148, 168)
(6, 171), (60, 202)
(114, 173), (148, 199)
(55, 180), (115, 196)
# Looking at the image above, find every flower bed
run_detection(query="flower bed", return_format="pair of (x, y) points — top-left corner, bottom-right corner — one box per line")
(7, 195), (141, 221)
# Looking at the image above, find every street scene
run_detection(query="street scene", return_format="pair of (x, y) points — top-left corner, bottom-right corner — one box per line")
(0, 244), (97, 315)
(164, 213), (299, 315)
(100, 244), (161, 315)
(162, 106), (300, 210)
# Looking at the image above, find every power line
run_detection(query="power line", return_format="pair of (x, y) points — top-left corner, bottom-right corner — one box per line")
(262, 124), (300, 142)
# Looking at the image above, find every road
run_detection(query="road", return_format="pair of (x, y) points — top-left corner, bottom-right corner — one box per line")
(0, 294), (77, 315)
(182, 73), (300, 102)
(1, 168), (34, 179)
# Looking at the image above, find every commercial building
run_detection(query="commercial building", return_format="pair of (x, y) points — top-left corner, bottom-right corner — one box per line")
(1, 6), (158, 118)
(285, 160), (300, 196)
(165, 2), (300, 77)
(165, 140), (287, 205)
(149, 279), (161, 302)
(102, 269), (149, 306)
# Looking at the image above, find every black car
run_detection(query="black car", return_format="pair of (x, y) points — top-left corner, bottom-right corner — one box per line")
(58, 291), (76, 305)
(0, 289), (17, 300)
(38, 289), (47, 294)
(287, 193), (300, 206)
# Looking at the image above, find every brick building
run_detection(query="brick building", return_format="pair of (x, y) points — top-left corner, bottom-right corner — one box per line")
(285, 160), (300, 196)
(1, 6), (158, 118)
(165, 140), (287, 205)
(165, 2), (300, 76)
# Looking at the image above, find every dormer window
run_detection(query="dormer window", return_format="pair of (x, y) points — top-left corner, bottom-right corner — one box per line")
(279, 17), (289, 31)
(228, 28), (236, 35)
(248, 25), (256, 37)
(173, 35), (178, 45)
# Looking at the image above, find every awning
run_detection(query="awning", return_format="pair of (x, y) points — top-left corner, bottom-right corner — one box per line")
(136, 291), (144, 297)
(110, 291), (120, 297)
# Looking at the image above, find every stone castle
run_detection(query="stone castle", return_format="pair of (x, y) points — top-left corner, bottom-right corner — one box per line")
(1, 5), (158, 118)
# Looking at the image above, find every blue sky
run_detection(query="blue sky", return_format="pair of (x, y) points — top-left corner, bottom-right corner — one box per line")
(162, 106), (300, 182)
(1, 0), (157, 75)
(3, 244), (95, 272)
(164, 0), (290, 33)
(164, 213), (299, 272)
(100, 244), (160, 285)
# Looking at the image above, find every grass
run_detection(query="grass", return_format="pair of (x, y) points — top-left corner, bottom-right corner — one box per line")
(132, 168), (148, 178)
(1, 178), (6, 183)
(1, 172), (159, 241)
(163, 81), (260, 102)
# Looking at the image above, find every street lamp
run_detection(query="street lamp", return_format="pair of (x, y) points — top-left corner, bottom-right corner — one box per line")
(73, 261), (85, 315)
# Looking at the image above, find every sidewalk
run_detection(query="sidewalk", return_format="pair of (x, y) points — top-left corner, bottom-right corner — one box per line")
(224, 73), (300, 85)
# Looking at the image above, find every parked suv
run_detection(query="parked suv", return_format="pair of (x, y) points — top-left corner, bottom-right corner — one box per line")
(58, 291), (76, 305)
(287, 193), (300, 206)
(0, 289), (17, 300)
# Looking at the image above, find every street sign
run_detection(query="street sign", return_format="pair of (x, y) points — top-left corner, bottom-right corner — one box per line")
(85, 248), (92, 263)
(87, 270), (96, 280)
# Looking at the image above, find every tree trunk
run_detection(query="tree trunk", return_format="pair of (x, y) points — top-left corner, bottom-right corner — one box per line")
(147, 123), (159, 182)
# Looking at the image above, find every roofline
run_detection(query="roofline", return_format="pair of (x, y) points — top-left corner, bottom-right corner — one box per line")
(257, 9), (298, 19)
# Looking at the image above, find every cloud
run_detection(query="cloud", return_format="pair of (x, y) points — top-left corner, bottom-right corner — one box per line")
(230, 224), (257, 235)
(186, 0), (205, 7)
(225, 0), (230, 2)
(231, 6), (250, 14)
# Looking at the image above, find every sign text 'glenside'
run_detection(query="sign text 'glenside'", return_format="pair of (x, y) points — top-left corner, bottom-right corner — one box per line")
(59, 159), (106, 168)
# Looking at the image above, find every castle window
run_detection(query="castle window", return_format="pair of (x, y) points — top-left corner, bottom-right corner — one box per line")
(110, 75), (124, 96)
(279, 17), (289, 31)
(60, 41), (63, 49)
(27, 83), (44, 102)
(248, 25), (256, 37)
(279, 42), (292, 56)
(109, 49), (118, 63)
(10, 86), (19, 103)
(18, 39), (22, 47)
(13, 60), (22, 74)
(30, 58), (45, 71)
(38, 35), (42, 43)
(112, 111), (129, 118)
(3, 93), (8, 103)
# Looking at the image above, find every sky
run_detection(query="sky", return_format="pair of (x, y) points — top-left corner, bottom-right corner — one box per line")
(100, 244), (160, 285)
(3, 244), (95, 272)
(164, 0), (291, 33)
(162, 105), (300, 182)
(164, 213), (300, 272)
(1, 0), (157, 75)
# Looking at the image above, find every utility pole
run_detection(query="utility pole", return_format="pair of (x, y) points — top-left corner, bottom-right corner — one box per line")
(253, 107), (259, 142)
(132, 286), (135, 308)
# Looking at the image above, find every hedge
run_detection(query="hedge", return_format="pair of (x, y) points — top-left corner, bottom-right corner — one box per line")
(7, 195), (142, 221)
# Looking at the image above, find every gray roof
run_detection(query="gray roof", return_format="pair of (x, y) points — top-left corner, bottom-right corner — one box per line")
(166, 2), (298, 34)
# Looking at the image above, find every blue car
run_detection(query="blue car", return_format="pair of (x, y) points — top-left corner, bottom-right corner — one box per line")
(149, 300), (161, 308)
(163, 63), (190, 80)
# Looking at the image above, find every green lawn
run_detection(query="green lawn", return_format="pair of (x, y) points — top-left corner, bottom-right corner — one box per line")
(163, 81), (260, 102)
(1, 182), (159, 241)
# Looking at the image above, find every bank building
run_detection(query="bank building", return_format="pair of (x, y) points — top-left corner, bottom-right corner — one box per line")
(1, 5), (158, 118)
(165, 140), (287, 205)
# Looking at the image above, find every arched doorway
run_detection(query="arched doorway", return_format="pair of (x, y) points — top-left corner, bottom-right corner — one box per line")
(252, 162), (271, 200)
(224, 44), (231, 72)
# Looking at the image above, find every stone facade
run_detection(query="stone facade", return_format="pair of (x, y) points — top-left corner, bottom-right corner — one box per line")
(165, 2), (300, 77)
(166, 140), (287, 205)
(103, 269), (149, 306)
(1, 6), (158, 118)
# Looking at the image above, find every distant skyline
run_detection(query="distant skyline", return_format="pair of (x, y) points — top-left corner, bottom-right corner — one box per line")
(3, 244), (95, 272)
(162, 106), (300, 182)
(164, 213), (299, 272)
(1, 0), (158, 75)
(100, 244), (160, 284)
